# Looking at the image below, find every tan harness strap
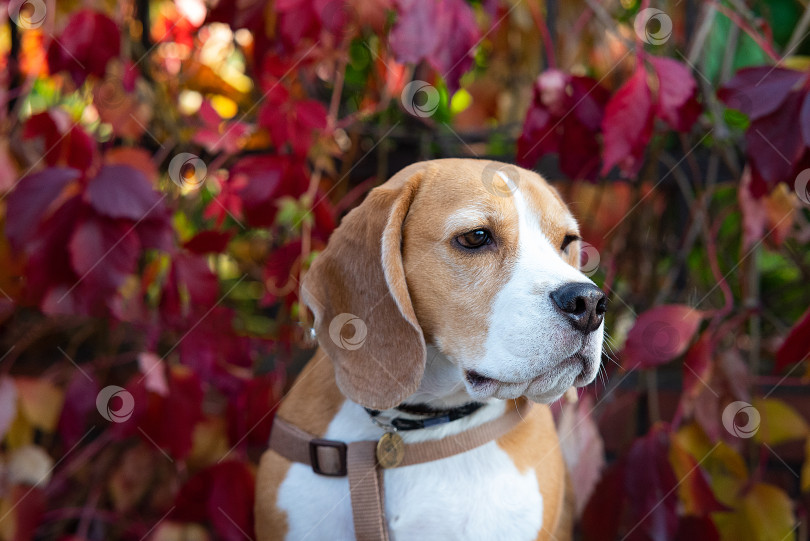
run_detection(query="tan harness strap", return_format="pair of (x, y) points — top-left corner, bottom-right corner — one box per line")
(347, 442), (390, 541)
(268, 400), (533, 541)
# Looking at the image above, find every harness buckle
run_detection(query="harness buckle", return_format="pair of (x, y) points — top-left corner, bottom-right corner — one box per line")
(308, 439), (347, 477)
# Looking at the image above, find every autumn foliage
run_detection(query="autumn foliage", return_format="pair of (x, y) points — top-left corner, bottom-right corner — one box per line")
(0, 0), (809, 539)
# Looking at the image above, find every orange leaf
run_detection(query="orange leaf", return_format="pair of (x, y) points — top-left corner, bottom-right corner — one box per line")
(14, 378), (64, 432)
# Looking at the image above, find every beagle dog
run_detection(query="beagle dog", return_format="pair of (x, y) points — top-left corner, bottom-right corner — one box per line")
(256, 159), (606, 541)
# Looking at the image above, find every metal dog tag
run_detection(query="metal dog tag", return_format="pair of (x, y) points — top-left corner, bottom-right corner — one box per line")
(376, 432), (405, 468)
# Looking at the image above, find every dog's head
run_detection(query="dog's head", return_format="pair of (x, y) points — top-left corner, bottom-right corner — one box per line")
(302, 159), (605, 410)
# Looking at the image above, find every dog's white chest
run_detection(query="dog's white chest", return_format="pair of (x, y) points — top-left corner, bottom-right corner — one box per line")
(276, 401), (543, 541)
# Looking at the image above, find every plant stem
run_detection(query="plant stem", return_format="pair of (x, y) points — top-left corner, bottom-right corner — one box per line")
(747, 244), (761, 378)
(528, 0), (557, 69)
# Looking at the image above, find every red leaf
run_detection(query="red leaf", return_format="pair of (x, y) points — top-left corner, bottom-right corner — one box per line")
(173, 461), (255, 541)
(389, 0), (441, 65)
(227, 372), (284, 449)
(22, 110), (96, 171)
(135, 209), (175, 252)
(581, 460), (625, 541)
(744, 91), (805, 187)
(159, 252), (218, 324)
(801, 93), (810, 148)
(674, 517), (719, 541)
(5, 168), (79, 249)
(9, 485), (45, 541)
(192, 100), (251, 154)
(650, 57), (701, 132)
(48, 9), (121, 86)
(204, 171), (246, 227)
(517, 105), (557, 167)
(601, 65), (654, 177)
(183, 230), (235, 254)
(389, 0), (480, 92)
(173, 252), (219, 307)
(517, 71), (608, 181)
(682, 333), (713, 397)
(559, 112), (603, 181)
(775, 307), (810, 373)
(178, 307), (250, 393)
(624, 425), (679, 541)
(232, 155), (309, 227)
(69, 213), (140, 293)
(57, 372), (99, 448)
(276, 0), (321, 48)
(258, 89), (327, 156)
(425, 0), (480, 93)
(557, 395), (605, 516)
(569, 75), (611, 131)
(85, 165), (165, 221)
(115, 367), (204, 460)
(47, 10), (120, 86)
(23, 196), (84, 310)
(622, 305), (704, 369)
(263, 240), (303, 306)
(718, 66), (805, 121)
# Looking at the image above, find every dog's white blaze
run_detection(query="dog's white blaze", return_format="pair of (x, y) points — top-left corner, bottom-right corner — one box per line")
(276, 399), (543, 541)
(471, 188), (600, 401)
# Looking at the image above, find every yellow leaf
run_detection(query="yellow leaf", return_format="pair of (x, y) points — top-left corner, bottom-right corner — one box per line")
(763, 184), (795, 246)
(14, 378), (64, 432)
(674, 423), (747, 507)
(0, 496), (16, 540)
(669, 437), (715, 516)
(5, 409), (34, 450)
(783, 56), (810, 71)
(187, 415), (230, 469)
(210, 95), (238, 119)
(713, 483), (796, 541)
(752, 398), (809, 446)
(151, 521), (210, 541)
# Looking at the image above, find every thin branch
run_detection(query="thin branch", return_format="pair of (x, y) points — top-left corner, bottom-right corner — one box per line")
(709, 1), (780, 62)
(785, 2), (810, 56)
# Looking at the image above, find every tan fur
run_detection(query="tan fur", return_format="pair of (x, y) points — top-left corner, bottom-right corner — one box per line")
(399, 160), (581, 370)
(255, 350), (346, 540)
(301, 165), (427, 410)
(256, 159), (581, 540)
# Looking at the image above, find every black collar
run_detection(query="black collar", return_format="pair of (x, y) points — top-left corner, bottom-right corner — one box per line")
(364, 402), (485, 431)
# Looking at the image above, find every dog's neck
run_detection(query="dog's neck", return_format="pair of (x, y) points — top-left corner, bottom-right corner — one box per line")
(398, 345), (488, 410)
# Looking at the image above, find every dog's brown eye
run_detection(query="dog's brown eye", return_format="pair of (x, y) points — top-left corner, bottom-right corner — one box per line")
(457, 229), (492, 249)
(560, 234), (580, 252)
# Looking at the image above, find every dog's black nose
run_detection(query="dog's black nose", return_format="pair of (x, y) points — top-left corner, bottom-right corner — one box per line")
(550, 283), (606, 334)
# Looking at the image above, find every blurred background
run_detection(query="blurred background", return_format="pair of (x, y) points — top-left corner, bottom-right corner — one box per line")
(0, 0), (809, 539)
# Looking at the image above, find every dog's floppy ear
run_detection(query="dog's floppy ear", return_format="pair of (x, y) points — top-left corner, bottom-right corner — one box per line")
(301, 165), (426, 410)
